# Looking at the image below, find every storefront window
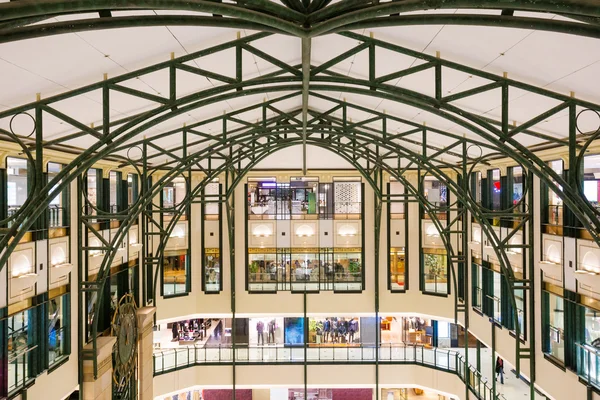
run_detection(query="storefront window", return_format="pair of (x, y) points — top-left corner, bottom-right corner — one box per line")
(546, 160), (564, 227)
(490, 169), (501, 211)
(585, 307), (600, 346)
(7, 308), (37, 394)
(247, 179), (277, 218)
(86, 168), (99, 222)
(333, 251), (362, 290)
(291, 252), (319, 290)
(6, 157), (28, 227)
(511, 166), (524, 206)
(109, 171), (119, 213)
(472, 264), (483, 310)
(162, 177), (186, 218)
(492, 271), (502, 323)
(544, 292), (565, 363)
(514, 283), (525, 339)
(48, 294), (70, 367)
(471, 171), (482, 205)
(203, 182), (221, 292)
(248, 252), (278, 291)
(422, 251), (448, 295)
(204, 250), (220, 292)
(163, 253), (188, 296)
(333, 180), (362, 216)
(390, 248), (406, 291)
(308, 317), (362, 346)
(583, 155), (600, 212)
(48, 162), (68, 228)
(422, 175), (448, 218)
(127, 173), (138, 206)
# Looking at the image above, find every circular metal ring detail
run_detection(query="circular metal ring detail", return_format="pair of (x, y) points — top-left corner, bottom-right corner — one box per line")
(576, 108), (600, 135)
(9, 112), (36, 138)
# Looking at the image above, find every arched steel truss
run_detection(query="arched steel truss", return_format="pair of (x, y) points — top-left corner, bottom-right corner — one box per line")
(3, 0), (600, 43)
(0, 23), (599, 400)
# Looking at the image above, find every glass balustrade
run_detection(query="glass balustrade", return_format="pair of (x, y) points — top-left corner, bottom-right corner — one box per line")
(153, 343), (505, 399)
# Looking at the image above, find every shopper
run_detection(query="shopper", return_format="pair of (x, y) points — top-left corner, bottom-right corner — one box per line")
(496, 356), (504, 384)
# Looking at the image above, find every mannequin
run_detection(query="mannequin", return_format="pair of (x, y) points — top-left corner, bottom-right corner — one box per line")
(257, 320), (265, 345)
(268, 319), (276, 344)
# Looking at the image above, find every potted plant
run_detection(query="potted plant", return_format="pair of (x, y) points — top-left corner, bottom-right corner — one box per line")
(348, 259), (361, 279)
(249, 261), (259, 281)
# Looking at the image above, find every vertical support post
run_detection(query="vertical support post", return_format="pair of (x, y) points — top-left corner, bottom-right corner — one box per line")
(236, 32), (242, 91)
(226, 164), (237, 400)
(492, 322), (496, 398)
(102, 73), (109, 137)
(527, 170), (536, 399)
(435, 52), (442, 101)
(369, 32), (376, 91)
(373, 162), (382, 400)
(462, 138), (470, 400)
(169, 52), (176, 104)
(301, 37), (311, 176)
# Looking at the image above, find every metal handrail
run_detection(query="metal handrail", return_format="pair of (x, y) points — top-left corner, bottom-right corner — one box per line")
(152, 342), (505, 399)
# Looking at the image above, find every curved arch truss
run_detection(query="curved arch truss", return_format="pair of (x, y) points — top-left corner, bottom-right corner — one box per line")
(1, 21), (600, 400)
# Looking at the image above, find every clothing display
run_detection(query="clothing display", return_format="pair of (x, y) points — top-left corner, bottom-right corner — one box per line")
(257, 320), (265, 345)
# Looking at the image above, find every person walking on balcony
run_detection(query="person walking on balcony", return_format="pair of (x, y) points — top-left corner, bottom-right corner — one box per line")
(496, 356), (504, 384)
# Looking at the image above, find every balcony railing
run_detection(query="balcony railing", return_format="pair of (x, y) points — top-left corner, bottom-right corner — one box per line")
(248, 270), (362, 292)
(577, 344), (600, 390)
(153, 343), (505, 400)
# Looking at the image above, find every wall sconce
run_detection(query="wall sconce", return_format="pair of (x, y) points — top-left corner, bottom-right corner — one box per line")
(129, 232), (142, 248)
(252, 224), (272, 238)
(11, 254), (33, 278)
(338, 224), (357, 237)
(425, 225), (439, 238)
(578, 252), (600, 275)
(51, 246), (72, 269)
(170, 226), (185, 239)
(295, 224), (314, 237)
(89, 238), (103, 257)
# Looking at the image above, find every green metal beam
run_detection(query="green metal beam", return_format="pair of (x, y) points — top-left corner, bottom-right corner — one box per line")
(301, 37), (311, 175)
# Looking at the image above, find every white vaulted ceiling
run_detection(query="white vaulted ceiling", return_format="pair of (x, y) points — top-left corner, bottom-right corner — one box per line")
(1, 8), (599, 164)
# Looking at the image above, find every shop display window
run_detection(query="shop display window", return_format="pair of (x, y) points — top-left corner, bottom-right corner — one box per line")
(127, 173), (138, 207)
(421, 250), (448, 295)
(248, 252), (277, 290)
(204, 250), (221, 292)
(6, 157), (28, 228)
(48, 294), (70, 367)
(308, 317), (361, 346)
(163, 253), (188, 297)
(402, 317), (433, 346)
(510, 166), (524, 206)
(389, 248), (406, 291)
(284, 318), (305, 347)
(544, 160), (564, 229)
(333, 180), (362, 217)
(48, 162), (68, 228)
(162, 176), (187, 218)
(472, 264), (483, 310)
(585, 307), (600, 347)
(109, 170), (120, 213)
(86, 168), (99, 222)
(250, 318), (284, 346)
(422, 175), (448, 219)
(492, 271), (502, 323)
(333, 251), (362, 289)
(544, 291), (565, 363)
(489, 169), (501, 211)
(7, 308), (38, 394)
(470, 171), (482, 205)
(513, 283), (525, 339)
